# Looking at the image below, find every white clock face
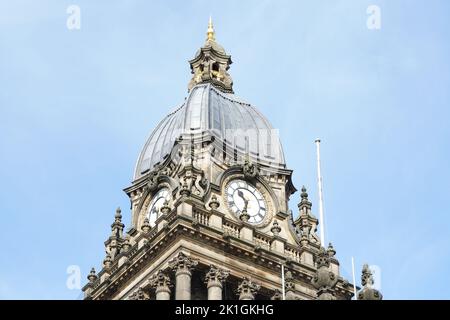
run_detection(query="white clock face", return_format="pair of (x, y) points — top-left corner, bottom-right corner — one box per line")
(225, 180), (267, 224)
(146, 188), (170, 227)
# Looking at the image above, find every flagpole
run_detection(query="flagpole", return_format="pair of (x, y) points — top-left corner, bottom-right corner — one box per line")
(281, 264), (286, 300)
(351, 257), (357, 300)
(315, 139), (325, 245)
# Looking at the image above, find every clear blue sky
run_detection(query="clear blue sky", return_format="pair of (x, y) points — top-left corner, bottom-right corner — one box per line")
(1, 0), (449, 299)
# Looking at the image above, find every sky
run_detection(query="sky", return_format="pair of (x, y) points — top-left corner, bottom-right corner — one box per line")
(0, 0), (449, 300)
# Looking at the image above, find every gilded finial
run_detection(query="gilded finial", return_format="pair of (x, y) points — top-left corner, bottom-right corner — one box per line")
(206, 16), (215, 41)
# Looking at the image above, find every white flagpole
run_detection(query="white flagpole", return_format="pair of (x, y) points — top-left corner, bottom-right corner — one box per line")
(281, 264), (286, 300)
(315, 139), (326, 246)
(351, 257), (357, 300)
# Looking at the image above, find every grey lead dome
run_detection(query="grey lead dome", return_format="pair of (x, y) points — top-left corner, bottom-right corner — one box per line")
(134, 83), (285, 180)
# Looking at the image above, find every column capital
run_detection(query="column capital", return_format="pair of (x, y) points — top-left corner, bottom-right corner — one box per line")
(149, 270), (172, 295)
(237, 277), (260, 300)
(168, 252), (198, 276)
(204, 265), (229, 289)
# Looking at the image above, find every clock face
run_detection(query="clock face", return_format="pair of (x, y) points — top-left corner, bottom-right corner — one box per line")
(225, 180), (267, 224)
(146, 188), (170, 227)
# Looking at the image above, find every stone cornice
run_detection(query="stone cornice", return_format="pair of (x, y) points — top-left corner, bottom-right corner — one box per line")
(86, 214), (338, 299)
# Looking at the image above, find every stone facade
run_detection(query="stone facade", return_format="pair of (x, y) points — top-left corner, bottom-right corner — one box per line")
(82, 20), (381, 301)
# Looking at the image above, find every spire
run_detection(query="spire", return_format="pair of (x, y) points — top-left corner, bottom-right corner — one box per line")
(110, 207), (124, 238)
(293, 186), (320, 247)
(206, 16), (215, 41)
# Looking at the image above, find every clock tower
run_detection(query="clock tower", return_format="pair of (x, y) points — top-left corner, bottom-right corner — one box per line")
(82, 19), (381, 300)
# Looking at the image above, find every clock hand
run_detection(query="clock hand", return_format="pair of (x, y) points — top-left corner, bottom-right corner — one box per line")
(237, 190), (249, 211)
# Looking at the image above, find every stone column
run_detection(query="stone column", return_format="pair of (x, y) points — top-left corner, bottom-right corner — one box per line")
(204, 265), (229, 300)
(149, 270), (172, 300)
(169, 252), (198, 300)
(237, 277), (260, 300)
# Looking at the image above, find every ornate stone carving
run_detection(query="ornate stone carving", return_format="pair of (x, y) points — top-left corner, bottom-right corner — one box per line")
(284, 270), (295, 293)
(178, 167), (209, 199)
(128, 287), (148, 300)
(270, 289), (282, 300)
(242, 159), (259, 179)
(169, 252), (198, 276)
(103, 253), (113, 270)
(160, 200), (171, 215)
(147, 170), (160, 192)
(180, 179), (191, 197)
(141, 217), (151, 233)
(311, 247), (338, 300)
(169, 252), (198, 300)
(357, 264), (383, 300)
(104, 207), (125, 260)
(121, 235), (131, 253)
(87, 267), (98, 283)
(205, 265), (229, 288)
(149, 270), (172, 300)
(204, 265), (229, 300)
(327, 242), (336, 258)
(111, 207), (124, 237)
(208, 194), (220, 210)
(146, 166), (173, 193)
(271, 220), (281, 236)
(188, 18), (233, 93)
(239, 208), (250, 222)
(294, 186), (320, 246)
(237, 277), (260, 300)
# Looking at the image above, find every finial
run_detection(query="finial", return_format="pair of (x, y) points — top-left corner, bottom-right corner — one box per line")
(361, 264), (374, 287)
(327, 242), (336, 257)
(209, 194), (220, 210)
(141, 217), (151, 233)
(300, 186), (308, 199)
(160, 200), (171, 215)
(87, 267), (98, 283)
(271, 220), (281, 236)
(297, 185), (312, 212)
(103, 254), (113, 269)
(239, 209), (250, 223)
(358, 264), (383, 300)
(121, 234), (131, 252)
(115, 207), (122, 220)
(206, 16), (215, 41)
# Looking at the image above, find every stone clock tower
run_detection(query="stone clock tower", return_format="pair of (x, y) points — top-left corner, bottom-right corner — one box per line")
(82, 19), (382, 301)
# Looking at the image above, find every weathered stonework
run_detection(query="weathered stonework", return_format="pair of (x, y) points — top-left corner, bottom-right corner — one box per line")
(82, 19), (379, 301)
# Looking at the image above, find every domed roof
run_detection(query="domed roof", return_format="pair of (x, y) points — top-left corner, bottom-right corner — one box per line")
(134, 83), (286, 180)
(195, 39), (226, 56)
